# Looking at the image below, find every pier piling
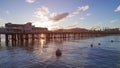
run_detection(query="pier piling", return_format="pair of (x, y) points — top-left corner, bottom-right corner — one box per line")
(5, 34), (9, 46)
(0, 34), (1, 46)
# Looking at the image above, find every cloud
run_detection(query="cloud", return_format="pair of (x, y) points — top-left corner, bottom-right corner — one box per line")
(34, 5), (89, 22)
(110, 19), (118, 23)
(34, 6), (49, 22)
(114, 5), (120, 12)
(34, 6), (69, 23)
(86, 13), (91, 16)
(49, 13), (69, 22)
(6, 10), (10, 14)
(34, 6), (49, 17)
(73, 5), (89, 15)
(0, 18), (3, 22)
(69, 5), (89, 17)
(79, 5), (89, 11)
(25, 0), (36, 3)
(33, 5), (89, 29)
(80, 17), (85, 20)
(0, 18), (6, 26)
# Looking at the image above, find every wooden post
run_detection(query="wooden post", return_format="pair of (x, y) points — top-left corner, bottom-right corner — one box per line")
(25, 34), (29, 45)
(14, 34), (17, 46)
(0, 34), (1, 46)
(5, 34), (9, 46)
(46, 33), (50, 41)
(32, 34), (34, 44)
(20, 34), (23, 46)
(17, 34), (20, 45)
(11, 34), (15, 46)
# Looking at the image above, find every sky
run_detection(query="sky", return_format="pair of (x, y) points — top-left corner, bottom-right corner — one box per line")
(0, 0), (120, 30)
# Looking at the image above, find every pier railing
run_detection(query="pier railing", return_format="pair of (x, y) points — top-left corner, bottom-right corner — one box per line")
(0, 27), (120, 34)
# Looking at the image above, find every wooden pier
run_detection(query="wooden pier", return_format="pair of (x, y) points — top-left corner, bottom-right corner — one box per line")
(0, 22), (120, 46)
(0, 30), (120, 46)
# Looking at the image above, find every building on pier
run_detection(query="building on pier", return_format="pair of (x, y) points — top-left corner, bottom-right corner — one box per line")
(5, 22), (48, 33)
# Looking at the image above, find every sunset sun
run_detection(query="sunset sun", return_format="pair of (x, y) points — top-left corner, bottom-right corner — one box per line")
(33, 21), (54, 30)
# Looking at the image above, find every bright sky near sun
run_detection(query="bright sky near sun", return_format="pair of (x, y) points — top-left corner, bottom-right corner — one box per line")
(0, 0), (120, 30)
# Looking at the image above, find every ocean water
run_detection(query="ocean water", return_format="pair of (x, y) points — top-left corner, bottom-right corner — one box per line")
(0, 35), (120, 68)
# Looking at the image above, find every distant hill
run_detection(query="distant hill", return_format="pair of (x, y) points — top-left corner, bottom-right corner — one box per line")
(53, 28), (89, 32)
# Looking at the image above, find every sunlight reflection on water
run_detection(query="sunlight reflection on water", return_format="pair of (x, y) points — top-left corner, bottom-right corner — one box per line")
(0, 35), (120, 68)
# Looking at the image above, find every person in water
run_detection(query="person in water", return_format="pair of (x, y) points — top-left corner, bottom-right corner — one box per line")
(56, 49), (62, 57)
(90, 44), (93, 47)
(98, 43), (101, 45)
(111, 40), (114, 42)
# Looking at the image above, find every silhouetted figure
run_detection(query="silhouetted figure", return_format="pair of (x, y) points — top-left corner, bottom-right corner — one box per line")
(98, 43), (101, 45)
(56, 49), (62, 57)
(111, 40), (114, 43)
(90, 44), (93, 47)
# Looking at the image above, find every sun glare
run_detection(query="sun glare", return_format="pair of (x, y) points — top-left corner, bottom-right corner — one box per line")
(33, 21), (53, 30)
